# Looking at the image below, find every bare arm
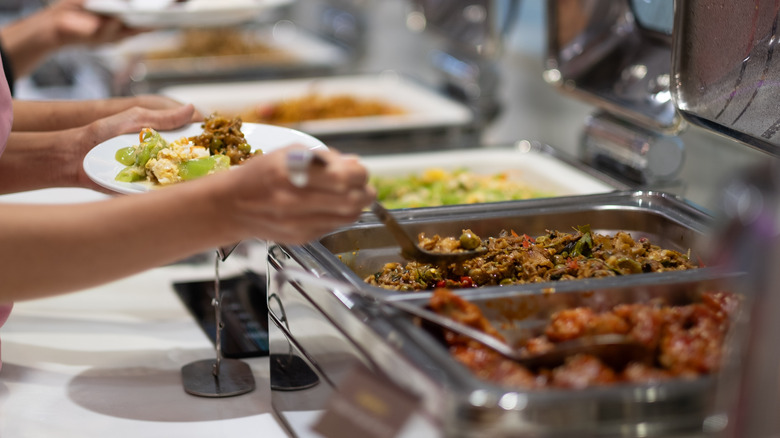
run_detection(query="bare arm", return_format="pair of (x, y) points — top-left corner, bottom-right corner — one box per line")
(12, 95), (202, 132)
(0, 0), (141, 80)
(0, 146), (374, 302)
(0, 103), (198, 193)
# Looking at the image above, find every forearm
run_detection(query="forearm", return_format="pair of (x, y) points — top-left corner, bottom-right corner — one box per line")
(0, 179), (232, 302)
(0, 103), (200, 193)
(0, 12), (60, 80)
(13, 97), (150, 132)
(0, 129), (86, 193)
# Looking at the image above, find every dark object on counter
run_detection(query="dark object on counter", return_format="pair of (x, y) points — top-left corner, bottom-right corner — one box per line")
(173, 271), (269, 358)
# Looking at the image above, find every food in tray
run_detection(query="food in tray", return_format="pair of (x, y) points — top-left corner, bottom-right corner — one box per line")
(235, 93), (405, 125)
(115, 114), (258, 186)
(371, 167), (553, 209)
(146, 28), (295, 62)
(365, 225), (697, 291)
(430, 288), (738, 389)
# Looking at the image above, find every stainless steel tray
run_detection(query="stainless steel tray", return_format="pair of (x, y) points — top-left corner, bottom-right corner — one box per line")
(268, 190), (725, 437)
(299, 190), (714, 295)
(376, 276), (733, 437)
(268, 257), (733, 438)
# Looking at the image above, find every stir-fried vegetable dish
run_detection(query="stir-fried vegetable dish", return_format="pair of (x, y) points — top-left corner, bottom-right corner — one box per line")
(115, 114), (258, 186)
(371, 168), (553, 209)
(366, 225), (697, 291)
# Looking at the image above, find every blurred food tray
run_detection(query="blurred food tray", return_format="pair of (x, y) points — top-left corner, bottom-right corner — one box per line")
(361, 145), (618, 209)
(159, 73), (474, 137)
(98, 24), (349, 89)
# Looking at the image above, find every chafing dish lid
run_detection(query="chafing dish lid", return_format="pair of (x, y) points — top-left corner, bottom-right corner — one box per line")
(546, 0), (780, 155)
(670, 0), (780, 156)
(545, 0), (679, 134)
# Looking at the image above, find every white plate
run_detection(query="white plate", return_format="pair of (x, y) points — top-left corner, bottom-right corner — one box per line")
(362, 147), (616, 199)
(160, 74), (474, 136)
(85, 0), (292, 28)
(83, 122), (326, 195)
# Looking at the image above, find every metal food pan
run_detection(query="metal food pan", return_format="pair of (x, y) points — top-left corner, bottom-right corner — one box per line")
(374, 273), (737, 437)
(295, 190), (715, 296)
(270, 247), (736, 437)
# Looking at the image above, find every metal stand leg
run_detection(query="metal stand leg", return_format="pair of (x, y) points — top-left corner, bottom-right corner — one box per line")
(181, 251), (256, 398)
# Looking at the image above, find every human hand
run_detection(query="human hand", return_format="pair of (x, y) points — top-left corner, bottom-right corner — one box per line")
(131, 95), (205, 121)
(213, 146), (376, 245)
(76, 103), (197, 191)
(49, 0), (145, 48)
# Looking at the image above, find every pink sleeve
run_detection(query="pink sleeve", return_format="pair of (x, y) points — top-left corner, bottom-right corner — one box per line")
(0, 55), (14, 370)
(0, 54), (12, 157)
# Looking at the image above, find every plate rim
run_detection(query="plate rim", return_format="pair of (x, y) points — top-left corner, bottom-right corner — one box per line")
(84, 0), (293, 28)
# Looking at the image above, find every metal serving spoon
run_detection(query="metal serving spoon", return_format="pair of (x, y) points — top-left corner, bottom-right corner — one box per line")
(277, 268), (652, 370)
(378, 296), (652, 369)
(370, 201), (487, 264)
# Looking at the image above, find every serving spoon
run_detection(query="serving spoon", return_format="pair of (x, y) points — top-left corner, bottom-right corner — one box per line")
(370, 201), (487, 264)
(276, 267), (652, 370)
(377, 296), (652, 369)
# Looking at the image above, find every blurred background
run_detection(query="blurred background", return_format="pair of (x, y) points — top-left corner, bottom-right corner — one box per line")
(0, 0), (770, 211)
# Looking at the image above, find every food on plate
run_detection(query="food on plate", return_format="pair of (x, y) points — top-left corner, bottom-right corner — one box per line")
(365, 225), (697, 291)
(371, 168), (553, 209)
(115, 114), (259, 186)
(146, 28), (295, 62)
(430, 288), (738, 389)
(236, 93), (405, 125)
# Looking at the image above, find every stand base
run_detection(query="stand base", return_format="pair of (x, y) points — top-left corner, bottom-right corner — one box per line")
(270, 353), (320, 391)
(181, 358), (255, 398)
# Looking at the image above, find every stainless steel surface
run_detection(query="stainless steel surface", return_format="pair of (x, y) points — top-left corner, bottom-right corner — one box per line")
(580, 111), (685, 185)
(267, 190), (727, 436)
(671, 0), (780, 156)
(269, 237), (735, 437)
(706, 160), (780, 438)
(544, 0), (680, 134)
(369, 200), (487, 264)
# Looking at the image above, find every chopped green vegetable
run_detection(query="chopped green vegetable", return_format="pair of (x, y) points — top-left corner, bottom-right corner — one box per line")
(114, 146), (136, 166)
(570, 224), (593, 257)
(178, 155), (230, 181)
(115, 165), (146, 182)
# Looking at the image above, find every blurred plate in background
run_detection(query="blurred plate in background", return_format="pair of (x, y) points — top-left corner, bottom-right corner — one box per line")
(85, 0), (293, 28)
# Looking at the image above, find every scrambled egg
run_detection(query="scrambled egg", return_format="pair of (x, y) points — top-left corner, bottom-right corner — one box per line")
(145, 137), (209, 185)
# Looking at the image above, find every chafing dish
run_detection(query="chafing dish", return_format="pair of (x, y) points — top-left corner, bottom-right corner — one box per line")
(268, 191), (730, 437)
(263, 0), (780, 436)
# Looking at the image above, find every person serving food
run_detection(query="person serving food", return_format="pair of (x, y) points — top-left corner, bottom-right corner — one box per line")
(0, 58), (375, 372)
